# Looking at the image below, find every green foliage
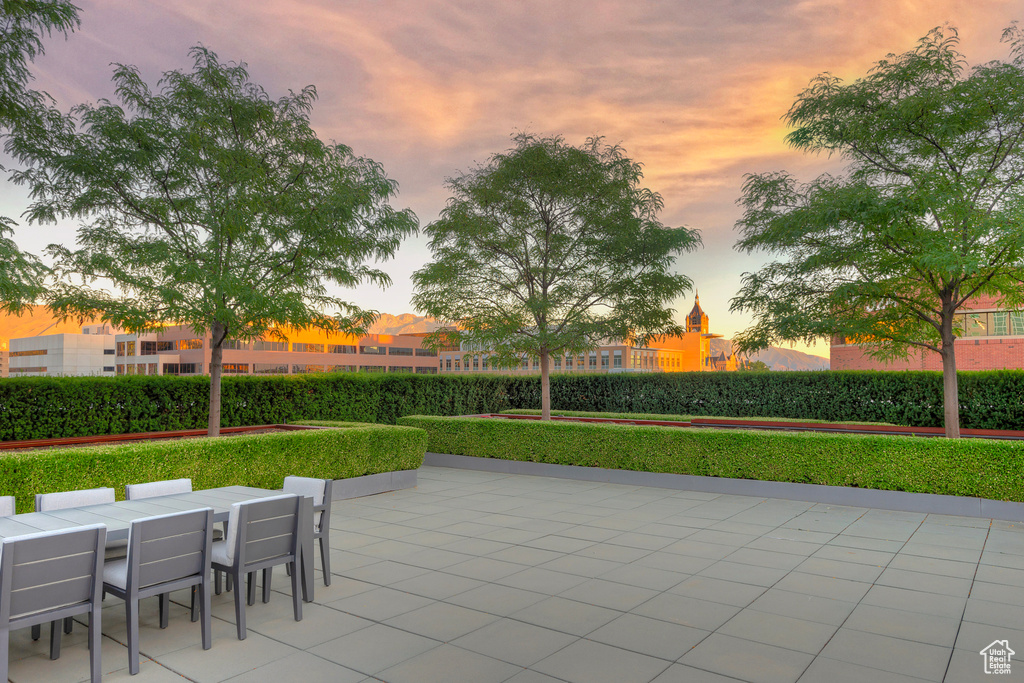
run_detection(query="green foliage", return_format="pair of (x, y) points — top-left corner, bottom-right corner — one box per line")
(399, 415), (1024, 502)
(7, 45), (417, 434)
(0, 423), (426, 514)
(731, 25), (1024, 437)
(412, 133), (700, 417)
(6, 370), (1024, 442)
(0, 0), (79, 312)
(500, 409), (894, 426)
(0, 373), (538, 440)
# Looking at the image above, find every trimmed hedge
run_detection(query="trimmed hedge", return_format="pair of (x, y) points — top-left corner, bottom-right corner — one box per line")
(0, 374), (535, 440)
(5, 368), (1024, 441)
(500, 409), (894, 425)
(0, 423), (426, 513)
(398, 415), (1024, 502)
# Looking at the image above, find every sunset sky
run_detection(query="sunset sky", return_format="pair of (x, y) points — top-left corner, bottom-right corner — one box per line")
(1, 0), (1020, 357)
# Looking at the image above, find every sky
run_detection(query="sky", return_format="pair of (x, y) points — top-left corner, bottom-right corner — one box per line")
(1, 0), (1020, 357)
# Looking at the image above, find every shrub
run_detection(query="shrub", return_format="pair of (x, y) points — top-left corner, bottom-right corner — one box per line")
(0, 423), (425, 513)
(399, 415), (1024, 502)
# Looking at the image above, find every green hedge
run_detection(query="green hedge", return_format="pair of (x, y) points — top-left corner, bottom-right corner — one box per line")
(4, 369), (1024, 441)
(0, 423), (426, 513)
(0, 374), (535, 440)
(398, 415), (1024, 502)
(500, 409), (894, 425)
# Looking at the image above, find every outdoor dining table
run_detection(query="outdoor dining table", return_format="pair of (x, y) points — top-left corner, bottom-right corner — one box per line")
(0, 486), (316, 602)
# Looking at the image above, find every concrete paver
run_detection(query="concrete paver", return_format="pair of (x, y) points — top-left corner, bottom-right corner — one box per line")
(8, 464), (1024, 682)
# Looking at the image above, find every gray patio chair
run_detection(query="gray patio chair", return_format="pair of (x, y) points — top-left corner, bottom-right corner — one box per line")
(34, 487), (119, 641)
(0, 497), (14, 517)
(0, 524), (106, 682)
(282, 476), (333, 586)
(103, 508), (214, 675)
(211, 494), (302, 640)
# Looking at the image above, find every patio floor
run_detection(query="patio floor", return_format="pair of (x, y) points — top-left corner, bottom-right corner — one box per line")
(9, 465), (1024, 682)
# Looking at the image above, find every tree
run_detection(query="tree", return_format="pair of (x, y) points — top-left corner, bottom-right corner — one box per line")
(8, 46), (417, 435)
(739, 359), (770, 372)
(412, 133), (701, 419)
(0, 0), (79, 313)
(730, 25), (1024, 438)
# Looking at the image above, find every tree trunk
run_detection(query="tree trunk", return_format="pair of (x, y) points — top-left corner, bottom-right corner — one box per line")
(939, 320), (960, 439)
(207, 321), (225, 437)
(540, 348), (551, 420)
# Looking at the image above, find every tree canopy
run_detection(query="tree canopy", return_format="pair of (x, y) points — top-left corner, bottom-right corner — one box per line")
(413, 133), (701, 419)
(731, 25), (1024, 437)
(9, 46), (417, 434)
(0, 0), (79, 314)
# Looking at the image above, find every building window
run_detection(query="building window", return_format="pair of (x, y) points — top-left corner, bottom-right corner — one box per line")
(116, 364), (125, 375)
(253, 340), (288, 352)
(148, 363), (157, 375)
(589, 353), (597, 369)
(104, 348), (115, 355)
(328, 344), (357, 354)
(10, 366), (46, 373)
(445, 356), (452, 371)
(178, 339), (203, 350)
(389, 347), (414, 356)
(292, 364), (325, 374)
(116, 342), (125, 357)
(360, 345), (386, 355)
(415, 367), (438, 374)
(252, 363), (289, 374)
(473, 356), (479, 370)
(162, 363), (199, 375)
(601, 351), (609, 369)
(389, 366), (413, 373)
(613, 351), (622, 368)
(415, 348), (437, 357)
(222, 340), (246, 350)
(521, 355), (529, 370)
(482, 356), (489, 371)
(9, 349), (46, 357)
(222, 363), (249, 374)
(328, 365), (357, 372)
(292, 343), (324, 353)
(565, 356), (573, 370)
(360, 365), (386, 372)
(554, 356), (561, 370)
(104, 366), (115, 373)
(141, 341), (175, 355)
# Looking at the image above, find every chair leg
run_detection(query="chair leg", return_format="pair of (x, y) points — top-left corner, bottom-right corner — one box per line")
(246, 571), (256, 606)
(262, 567), (272, 603)
(233, 571), (247, 640)
(191, 586), (199, 622)
(0, 625), (9, 683)
(226, 572), (233, 592)
(319, 534), (331, 587)
(199, 580), (212, 650)
(289, 560), (303, 623)
(126, 598), (140, 675)
(89, 607), (102, 683)
(159, 592), (170, 629)
(31, 623), (40, 641)
(63, 616), (73, 634)
(49, 619), (61, 660)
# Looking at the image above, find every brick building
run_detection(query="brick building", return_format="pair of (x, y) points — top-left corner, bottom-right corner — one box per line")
(830, 294), (1024, 370)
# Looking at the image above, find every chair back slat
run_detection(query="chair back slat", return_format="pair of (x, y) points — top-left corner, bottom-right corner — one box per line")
(244, 535), (294, 564)
(36, 488), (115, 512)
(125, 479), (192, 500)
(129, 509), (210, 590)
(0, 525), (104, 623)
(11, 576), (95, 619)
